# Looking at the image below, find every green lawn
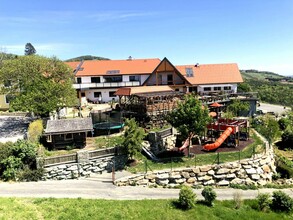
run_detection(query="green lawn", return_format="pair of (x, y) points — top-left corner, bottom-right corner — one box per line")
(0, 198), (291, 220)
(127, 131), (265, 174)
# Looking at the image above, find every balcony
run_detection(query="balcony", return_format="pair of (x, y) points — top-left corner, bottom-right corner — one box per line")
(73, 81), (140, 89)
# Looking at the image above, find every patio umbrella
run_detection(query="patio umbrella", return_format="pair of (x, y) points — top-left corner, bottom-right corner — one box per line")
(210, 102), (223, 107)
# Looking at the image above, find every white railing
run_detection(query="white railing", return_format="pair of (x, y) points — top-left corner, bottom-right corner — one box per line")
(73, 81), (140, 89)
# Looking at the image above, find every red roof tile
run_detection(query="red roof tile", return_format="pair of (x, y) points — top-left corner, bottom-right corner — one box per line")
(66, 59), (161, 76)
(176, 63), (243, 85)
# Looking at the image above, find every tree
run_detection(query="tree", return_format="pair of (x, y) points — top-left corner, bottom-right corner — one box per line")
(258, 115), (280, 148)
(122, 118), (146, 160)
(0, 55), (77, 116)
(24, 43), (36, 55)
(166, 94), (211, 155)
(226, 99), (250, 117)
(237, 82), (251, 93)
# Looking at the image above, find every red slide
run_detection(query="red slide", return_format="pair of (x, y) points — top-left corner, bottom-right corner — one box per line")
(179, 138), (189, 151)
(203, 127), (233, 151)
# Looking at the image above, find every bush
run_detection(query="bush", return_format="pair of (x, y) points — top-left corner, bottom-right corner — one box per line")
(271, 190), (293, 212)
(17, 166), (44, 182)
(27, 119), (44, 143)
(178, 186), (196, 210)
(257, 193), (271, 212)
(0, 140), (38, 181)
(201, 186), (217, 206)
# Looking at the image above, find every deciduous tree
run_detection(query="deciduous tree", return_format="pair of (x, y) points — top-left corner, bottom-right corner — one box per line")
(166, 94), (211, 155)
(0, 55), (77, 116)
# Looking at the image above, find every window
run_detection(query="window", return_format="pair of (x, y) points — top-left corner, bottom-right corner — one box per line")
(214, 87), (221, 91)
(109, 91), (116, 97)
(204, 87), (211, 91)
(104, 76), (122, 82)
(106, 70), (120, 74)
(224, 86), (232, 90)
(76, 77), (81, 84)
(91, 77), (100, 83)
(129, 75), (140, 82)
(94, 92), (101, 98)
(167, 74), (173, 85)
(185, 68), (194, 77)
(64, 133), (73, 140)
(81, 92), (85, 97)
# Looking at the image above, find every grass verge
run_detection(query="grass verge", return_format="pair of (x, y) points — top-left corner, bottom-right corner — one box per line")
(0, 198), (292, 220)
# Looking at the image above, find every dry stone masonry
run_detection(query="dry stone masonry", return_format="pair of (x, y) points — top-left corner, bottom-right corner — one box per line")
(115, 150), (276, 187)
(43, 155), (127, 180)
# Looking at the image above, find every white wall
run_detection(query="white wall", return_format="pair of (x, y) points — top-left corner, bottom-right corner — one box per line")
(197, 84), (238, 94)
(85, 89), (118, 103)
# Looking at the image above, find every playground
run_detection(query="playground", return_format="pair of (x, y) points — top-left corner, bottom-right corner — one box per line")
(174, 117), (251, 156)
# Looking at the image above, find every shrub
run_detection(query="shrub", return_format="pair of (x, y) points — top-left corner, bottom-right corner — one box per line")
(178, 186), (196, 210)
(0, 140), (38, 181)
(17, 166), (44, 182)
(271, 190), (293, 212)
(201, 186), (217, 206)
(27, 119), (44, 143)
(257, 193), (271, 212)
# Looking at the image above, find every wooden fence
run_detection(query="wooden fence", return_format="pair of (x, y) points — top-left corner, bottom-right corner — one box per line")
(156, 127), (173, 138)
(43, 147), (119, 167)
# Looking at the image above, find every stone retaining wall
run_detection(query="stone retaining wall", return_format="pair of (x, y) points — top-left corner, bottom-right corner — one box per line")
(43, 155), (127, 180)
(115, 149), (276, 187)
(148, 128), (177, 154)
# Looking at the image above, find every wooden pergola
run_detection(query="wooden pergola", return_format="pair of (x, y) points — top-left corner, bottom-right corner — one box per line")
(115, 86), (184, 127)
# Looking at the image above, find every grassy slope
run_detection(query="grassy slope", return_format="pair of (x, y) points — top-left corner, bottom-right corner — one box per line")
(0, 198), (292, 220)
(241, 70), (284, 81)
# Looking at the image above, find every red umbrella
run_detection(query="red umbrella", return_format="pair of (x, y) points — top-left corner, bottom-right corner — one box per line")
(210, 102), (223, 107)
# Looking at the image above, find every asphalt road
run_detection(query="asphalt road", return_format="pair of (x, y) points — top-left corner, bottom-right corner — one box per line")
(1, 172), (292, 200)
(258, 103), (291, 116)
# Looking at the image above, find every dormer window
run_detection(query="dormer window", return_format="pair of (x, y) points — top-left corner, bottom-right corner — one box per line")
(185, 68), (193, 77)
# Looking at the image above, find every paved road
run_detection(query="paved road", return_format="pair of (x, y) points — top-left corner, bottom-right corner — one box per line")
(1, 172), (292, 200)
(258, 103), (291, 116)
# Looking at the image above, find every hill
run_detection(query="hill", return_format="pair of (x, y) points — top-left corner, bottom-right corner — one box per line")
(0, 52), (18, 61)
(65, 55), (110, 62)
(239, 70), (293, 107)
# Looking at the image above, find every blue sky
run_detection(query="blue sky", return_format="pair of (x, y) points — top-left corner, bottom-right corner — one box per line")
(0, 0), (292, 75)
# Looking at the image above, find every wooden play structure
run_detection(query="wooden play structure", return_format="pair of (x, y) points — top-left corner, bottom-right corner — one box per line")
(203, 118), (249, 151)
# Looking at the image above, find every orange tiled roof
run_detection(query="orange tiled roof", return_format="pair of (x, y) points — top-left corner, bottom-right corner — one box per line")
(66, 59), (161, 76)
(176, 63), (243, 85)
(115, 86), (173, 96)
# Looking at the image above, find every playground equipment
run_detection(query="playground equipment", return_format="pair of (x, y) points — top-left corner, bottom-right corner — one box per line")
(203, 118), (249, 151)
(179, 138), (190, 151)
(203, 127), (232, 151)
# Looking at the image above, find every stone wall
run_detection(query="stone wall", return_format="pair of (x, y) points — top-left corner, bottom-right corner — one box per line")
(115, 151), (275, 187)
(43, 155), (127, 180)
(148, 128), (177, 155)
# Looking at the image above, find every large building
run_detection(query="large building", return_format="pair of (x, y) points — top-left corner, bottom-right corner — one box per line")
(1, 57), (243, 110)
(67, 57), (243, 103)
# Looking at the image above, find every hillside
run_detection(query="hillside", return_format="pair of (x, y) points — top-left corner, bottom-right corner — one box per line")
(240, 69), (286, 81)
(0, 52), (18, 60)
(65, 55), (110, 62)
(239, 70), (293, 107)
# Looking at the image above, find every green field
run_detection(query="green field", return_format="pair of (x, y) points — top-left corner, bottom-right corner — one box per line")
(0, 197), (291, 220)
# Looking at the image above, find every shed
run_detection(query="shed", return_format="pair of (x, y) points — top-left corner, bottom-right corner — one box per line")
(43, 118), (93, 149)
